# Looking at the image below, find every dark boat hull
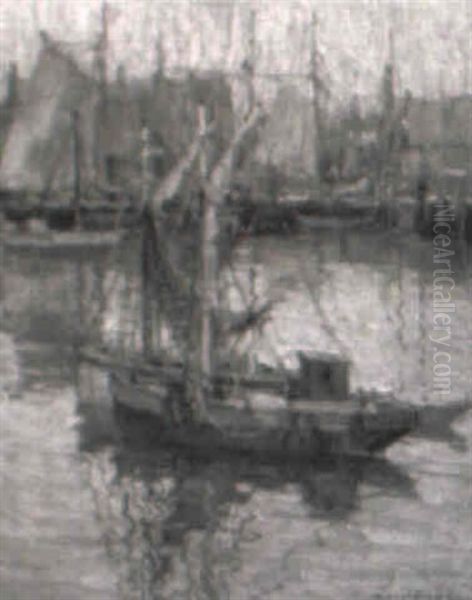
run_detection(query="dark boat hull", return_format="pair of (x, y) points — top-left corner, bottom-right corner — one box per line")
(110, 372), (418, 460)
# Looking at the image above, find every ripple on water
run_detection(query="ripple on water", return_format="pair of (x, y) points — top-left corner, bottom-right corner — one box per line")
(0, 385), (118, 600)
(1, 232), (471, 599)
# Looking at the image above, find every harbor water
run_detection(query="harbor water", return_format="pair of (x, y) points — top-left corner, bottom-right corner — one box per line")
(1, 230), (471, 599)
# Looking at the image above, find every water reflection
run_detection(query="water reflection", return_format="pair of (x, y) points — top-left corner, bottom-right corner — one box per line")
(1, 229), (471, 599)
(73, 350), (417, 600)
(82, 439), (416, 600)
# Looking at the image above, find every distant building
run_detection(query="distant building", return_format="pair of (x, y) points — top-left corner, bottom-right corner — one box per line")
(406, 96), (472, 149)
(401, 96), (472, 181)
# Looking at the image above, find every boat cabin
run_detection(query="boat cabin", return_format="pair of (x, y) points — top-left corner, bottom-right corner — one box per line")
(297, 351), (351, 402)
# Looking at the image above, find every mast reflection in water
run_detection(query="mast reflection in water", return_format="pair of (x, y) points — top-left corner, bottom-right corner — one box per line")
(1, 230), (471, 600)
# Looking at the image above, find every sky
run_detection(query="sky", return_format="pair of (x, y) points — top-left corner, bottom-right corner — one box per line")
(0, 0), (470, 109)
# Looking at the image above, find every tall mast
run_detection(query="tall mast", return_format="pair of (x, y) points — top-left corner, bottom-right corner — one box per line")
(197, 105), (217, 412)
(377, 22), (397, 228)
(2, 62), (19, 138)
(247, 8), (256, 115)
(140, 128), (176, 357)
(180, 106), (264, 422)
(93, 1), (109, 182)
(155, 27), (166, 79)
(466, 3), (472, 94)
(183, 106), (214, 422)
(439, 69), (447, 174)
(140, 124), (157, 358)
(309, 9), (321, 189)
(71, 110), (81, 229)
(5, 62), (18, 111)
(389, 25), (396, 110)
(238, 7), (256, 127)
(388, 24), (398, 227)
(386, 24), (396, 135)
(99, 1), (109, 120)
(140, 125), (152, 211)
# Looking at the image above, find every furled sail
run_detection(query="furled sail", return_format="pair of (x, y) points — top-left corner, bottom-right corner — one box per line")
(142, 106), (267, 352)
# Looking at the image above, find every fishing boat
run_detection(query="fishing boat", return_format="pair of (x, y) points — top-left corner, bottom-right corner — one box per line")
(79, 104), (441, 463)
(109, 359), (420, 459)
(42, 195), (140, 232)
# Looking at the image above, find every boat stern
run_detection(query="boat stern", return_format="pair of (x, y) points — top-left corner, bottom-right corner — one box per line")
(355, 394), (418, 453)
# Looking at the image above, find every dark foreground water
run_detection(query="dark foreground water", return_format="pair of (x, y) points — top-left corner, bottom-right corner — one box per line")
(1, 230), (471, 599)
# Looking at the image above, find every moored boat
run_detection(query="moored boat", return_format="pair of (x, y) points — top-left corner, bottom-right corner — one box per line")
(109, 352), (419, 459)
(78, 104), (437, 463)
(1, 229), (123, 252)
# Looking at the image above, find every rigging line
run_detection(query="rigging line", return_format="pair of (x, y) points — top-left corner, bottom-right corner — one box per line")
(296, 255), (350, 357)
(149, 224), (193, 298)
(225, 248), (288, 375)
(227, 253), (252, 308)
(396, 239), (407, 395)
(82, 208), (144, 334)
(142, 210), (196, 352)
